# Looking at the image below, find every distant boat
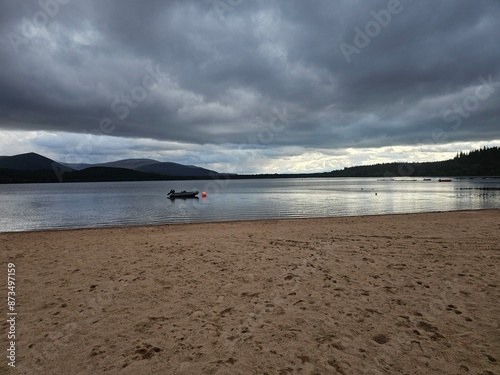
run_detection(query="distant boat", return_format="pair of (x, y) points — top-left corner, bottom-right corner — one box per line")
(423, 178), (432, 181)
(438, 179), (452, 182)
(167, 189), (199, 198)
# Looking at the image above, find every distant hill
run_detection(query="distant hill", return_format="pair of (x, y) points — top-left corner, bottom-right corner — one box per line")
(328, 146), (500, 177)
(0, 152), (222, 183)
(0, 153), (73, 183)
(0, 152), (72, 172)
(137, 162), (218, 177)
(61, 158), (219, 177)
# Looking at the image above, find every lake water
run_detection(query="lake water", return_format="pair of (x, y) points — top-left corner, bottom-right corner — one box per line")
(1, 177), (499, 232)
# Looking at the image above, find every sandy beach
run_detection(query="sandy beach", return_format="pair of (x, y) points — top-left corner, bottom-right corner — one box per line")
(1, 210), (499, 375)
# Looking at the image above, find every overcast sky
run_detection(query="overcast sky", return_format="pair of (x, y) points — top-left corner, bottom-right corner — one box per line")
(0, 0), (499, 173)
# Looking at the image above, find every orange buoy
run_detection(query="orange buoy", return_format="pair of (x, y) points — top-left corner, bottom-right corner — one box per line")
(201, 192), (207, 198)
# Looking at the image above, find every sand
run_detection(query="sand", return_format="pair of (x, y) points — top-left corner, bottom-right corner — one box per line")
(1, 210), (499, 375)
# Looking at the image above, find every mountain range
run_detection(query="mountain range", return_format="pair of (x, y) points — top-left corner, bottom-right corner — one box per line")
(60, 158), (220, 177)
(0, 153), (221, 183)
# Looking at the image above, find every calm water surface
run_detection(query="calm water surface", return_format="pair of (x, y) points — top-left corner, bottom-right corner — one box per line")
(1, 178), (499, 232)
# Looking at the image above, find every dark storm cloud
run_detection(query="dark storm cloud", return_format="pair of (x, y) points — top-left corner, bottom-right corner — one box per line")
(0, 0), (499, 150)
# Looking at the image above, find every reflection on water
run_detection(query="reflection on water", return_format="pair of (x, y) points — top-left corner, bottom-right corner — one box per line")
(0, 178), (499, 232)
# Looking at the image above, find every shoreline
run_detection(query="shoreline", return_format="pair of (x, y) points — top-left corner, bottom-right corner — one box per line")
(1, 209), (499, 374)
(2, 207), (499, 235)
(1, 174), (500, 185)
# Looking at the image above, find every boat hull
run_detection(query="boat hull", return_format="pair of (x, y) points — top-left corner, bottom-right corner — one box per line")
(168, 191), (199, 198)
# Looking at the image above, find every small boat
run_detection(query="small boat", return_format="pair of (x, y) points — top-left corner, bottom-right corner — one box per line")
(423, 178), (432, 181)
(438, 179), (452, 182)
(167, 189), (199, 198)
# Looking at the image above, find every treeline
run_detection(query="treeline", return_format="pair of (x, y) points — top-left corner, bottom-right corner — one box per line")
(327, 146), (500, 177)
(0, 169), (61, 184)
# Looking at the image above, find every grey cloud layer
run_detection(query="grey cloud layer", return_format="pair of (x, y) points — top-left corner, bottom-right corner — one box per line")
(1, 0), (499, 150)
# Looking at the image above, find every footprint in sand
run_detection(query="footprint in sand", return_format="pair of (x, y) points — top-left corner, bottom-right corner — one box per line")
(372, 334), (390, 345)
